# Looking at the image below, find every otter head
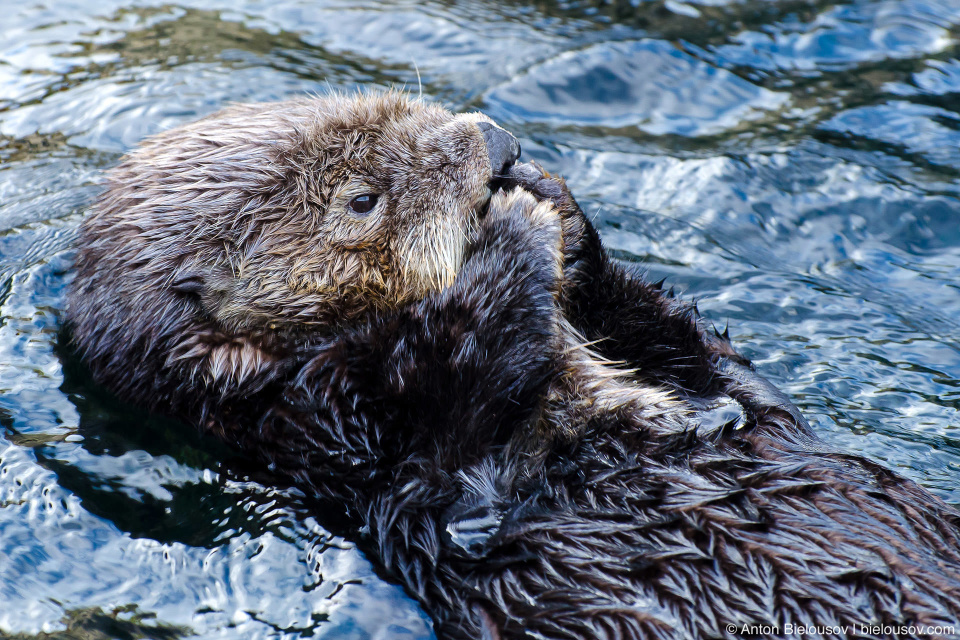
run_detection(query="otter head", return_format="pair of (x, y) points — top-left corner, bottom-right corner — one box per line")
(67, 92), (520, 413)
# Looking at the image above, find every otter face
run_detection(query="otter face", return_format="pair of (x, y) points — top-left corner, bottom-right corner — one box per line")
(186, 93), (519, 330)
(68, 92), (520, 405)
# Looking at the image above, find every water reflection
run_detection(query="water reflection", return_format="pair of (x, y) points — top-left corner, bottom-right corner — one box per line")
(486, 39), (789, 135)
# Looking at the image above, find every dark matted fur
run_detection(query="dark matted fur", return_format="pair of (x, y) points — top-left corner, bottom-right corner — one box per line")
(67, 92), (960, 639)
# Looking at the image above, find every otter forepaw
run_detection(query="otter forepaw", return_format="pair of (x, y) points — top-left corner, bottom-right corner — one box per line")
(485, 187), (564, 286)
(490, 184), (559, 224)
(507, 162), (594, 288)
(507, 162), (573, 210)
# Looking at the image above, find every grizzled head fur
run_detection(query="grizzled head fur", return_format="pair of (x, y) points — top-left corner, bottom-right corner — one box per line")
(68, 92), (504, 413)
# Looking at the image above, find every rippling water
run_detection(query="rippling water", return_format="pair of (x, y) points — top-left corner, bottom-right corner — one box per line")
(1, 0), (959, 637)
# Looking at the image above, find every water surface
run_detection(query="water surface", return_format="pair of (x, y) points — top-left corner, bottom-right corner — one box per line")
(1, 0), (959, 637)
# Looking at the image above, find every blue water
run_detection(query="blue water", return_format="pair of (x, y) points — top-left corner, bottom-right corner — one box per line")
(1, 0), (959, 637)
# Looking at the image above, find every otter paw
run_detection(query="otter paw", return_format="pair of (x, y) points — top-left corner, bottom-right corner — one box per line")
(507, 162), (573, 209)
(486, 187), (564, 283)
(486, 186), (560, 232)
(507, 162), (589, 281)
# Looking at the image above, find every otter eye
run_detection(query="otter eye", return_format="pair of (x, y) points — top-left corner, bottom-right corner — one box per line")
(348, 193), (379, 215)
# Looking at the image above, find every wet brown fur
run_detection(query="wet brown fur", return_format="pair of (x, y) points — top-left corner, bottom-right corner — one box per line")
(67, 92), (960, 639)
(70, 92), (491, 413)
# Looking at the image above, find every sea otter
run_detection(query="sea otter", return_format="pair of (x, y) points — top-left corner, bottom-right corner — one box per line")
(67, 92), (960, 639)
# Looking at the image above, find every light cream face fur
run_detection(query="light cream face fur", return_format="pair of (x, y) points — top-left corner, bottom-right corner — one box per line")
(69, 92), (508, 397)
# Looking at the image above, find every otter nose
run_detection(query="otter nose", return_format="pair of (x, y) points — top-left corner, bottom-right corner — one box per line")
(477, 121), (520, 177)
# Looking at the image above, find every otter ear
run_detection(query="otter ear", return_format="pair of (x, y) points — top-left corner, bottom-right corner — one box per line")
(171, 272), (206, 296)
(170, 267), (237, 321)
